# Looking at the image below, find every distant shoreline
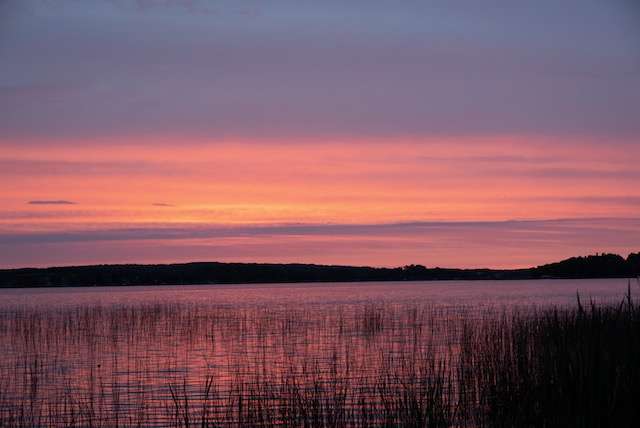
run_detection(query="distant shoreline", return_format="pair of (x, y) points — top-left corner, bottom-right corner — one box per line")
(1, 252), (638, 288)
(0, 277), (637, 292)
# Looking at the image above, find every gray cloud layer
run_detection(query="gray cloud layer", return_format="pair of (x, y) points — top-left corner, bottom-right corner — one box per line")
(27, 200), (76, 205)
(1, 218), (638, 245)
(1, 218), (638, 269)
(1, 0), (639, 141)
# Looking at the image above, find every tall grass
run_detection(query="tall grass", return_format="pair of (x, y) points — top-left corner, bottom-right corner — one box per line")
(458, 286), (640, 427)
(0, 286), (639, 427)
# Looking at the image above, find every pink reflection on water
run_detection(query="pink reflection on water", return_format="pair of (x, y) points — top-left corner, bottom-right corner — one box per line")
(0, 279), (633, 425)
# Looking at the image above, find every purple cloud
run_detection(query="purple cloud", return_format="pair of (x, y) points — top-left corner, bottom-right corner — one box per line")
(0, 217), (639, 269)
(27, 200), (76, 205)
(1, 0), (638, 141)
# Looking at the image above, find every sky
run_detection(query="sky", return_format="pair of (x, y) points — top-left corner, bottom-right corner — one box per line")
(1, 0), (639, 269)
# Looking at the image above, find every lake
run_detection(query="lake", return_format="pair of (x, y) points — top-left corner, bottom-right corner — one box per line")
(0, 278), (635, 426)
(0, 278), (633, 308)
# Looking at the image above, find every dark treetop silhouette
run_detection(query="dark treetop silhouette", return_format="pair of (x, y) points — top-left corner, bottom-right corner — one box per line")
(1, 253), (638, 288)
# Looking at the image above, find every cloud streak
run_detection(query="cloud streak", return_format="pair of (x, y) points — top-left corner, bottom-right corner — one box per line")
(1, 218), (638, 269)
(27, 200), (76, 205)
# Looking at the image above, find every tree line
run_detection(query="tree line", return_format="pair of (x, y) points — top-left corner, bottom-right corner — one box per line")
(0, 252), (638, 288)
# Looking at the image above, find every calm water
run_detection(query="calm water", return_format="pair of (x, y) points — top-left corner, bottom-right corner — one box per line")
(0, 278), (635, 426)
(0, 278), (634, 309)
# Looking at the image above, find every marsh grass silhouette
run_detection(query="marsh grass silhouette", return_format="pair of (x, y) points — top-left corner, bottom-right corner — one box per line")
(0, 284), (639, 427)
(457, 284), (640, 427)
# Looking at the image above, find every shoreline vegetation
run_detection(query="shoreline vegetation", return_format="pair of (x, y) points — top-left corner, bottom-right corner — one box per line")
(0, 286), (638, 426)
(1, 252), (639, 288)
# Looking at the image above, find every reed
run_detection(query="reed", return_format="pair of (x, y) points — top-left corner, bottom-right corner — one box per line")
(458, 284), (640, 427)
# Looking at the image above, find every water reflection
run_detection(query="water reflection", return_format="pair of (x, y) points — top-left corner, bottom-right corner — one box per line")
(0, 279), (633, 426)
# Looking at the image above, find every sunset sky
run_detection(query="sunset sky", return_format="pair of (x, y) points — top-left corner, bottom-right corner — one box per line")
(1, 0), (639, 268)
